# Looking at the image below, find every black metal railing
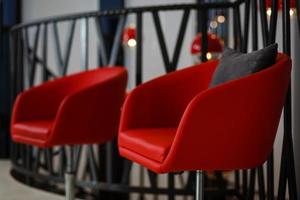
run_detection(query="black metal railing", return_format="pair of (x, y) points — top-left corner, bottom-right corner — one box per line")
(9, 0), (298, 199)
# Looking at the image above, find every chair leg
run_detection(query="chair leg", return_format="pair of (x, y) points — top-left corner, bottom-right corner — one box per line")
(65, 146), (75, 200)
(196, 170), (204, 200)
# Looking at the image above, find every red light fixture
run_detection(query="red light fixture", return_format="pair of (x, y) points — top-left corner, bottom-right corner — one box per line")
(265, 0), (296, 16)
(190, 33), (223, 61)
(122, 27), (136, 47)
(265, 0), (296, 9)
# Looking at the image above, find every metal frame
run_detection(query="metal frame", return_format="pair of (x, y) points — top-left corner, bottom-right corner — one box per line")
(8, 0), (299, 199)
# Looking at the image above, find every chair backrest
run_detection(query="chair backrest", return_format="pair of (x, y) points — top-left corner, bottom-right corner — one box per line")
(162, 53), (292, 171)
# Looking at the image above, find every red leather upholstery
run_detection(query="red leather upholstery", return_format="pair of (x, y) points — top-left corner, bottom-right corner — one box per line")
(119, 128), (177, 163)
(11, 67), (127, 147)
(118, 54), (291, 174)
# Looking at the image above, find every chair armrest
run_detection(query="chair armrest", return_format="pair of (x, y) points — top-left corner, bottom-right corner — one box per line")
(11, 80), (69, 123)
(48, 72), (127, 145)
(120, 60), (218, 131)
(163, 57), (291, 171)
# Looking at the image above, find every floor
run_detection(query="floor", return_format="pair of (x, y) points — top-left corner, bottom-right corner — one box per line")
(0, 160), (64, 200)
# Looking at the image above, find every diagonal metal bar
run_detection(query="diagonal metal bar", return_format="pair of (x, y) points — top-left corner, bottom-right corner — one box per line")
(153, 9), (191, 72)
(53, 22), (63, 68)
(22, 29), (31, 89)
(74, 145), (82, 177)
(152, 10), (171, 72)
(170, 9), (190, 71)
(121, 160), (132, 184)
(278, 1), (298, 199)
(108, 15), (126, 66)
(42, 23), (48, 81)
(59, 146), (66, 177)
(62, 19), (76, 76)
(28, 25), (41, 86)
(87, 145), (99, 183)
(94, 17), (108, 66)
(147, 170), (157, 189)
(80, 17), (89, 71)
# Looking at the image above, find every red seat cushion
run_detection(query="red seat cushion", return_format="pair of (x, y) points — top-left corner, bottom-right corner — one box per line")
(119, 128), (177, 163)
(12, 120), (53, 141)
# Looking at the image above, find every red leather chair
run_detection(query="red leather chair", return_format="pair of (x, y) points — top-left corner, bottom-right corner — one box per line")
(11, 67), (127, 200)
(118, 54), (291, 199)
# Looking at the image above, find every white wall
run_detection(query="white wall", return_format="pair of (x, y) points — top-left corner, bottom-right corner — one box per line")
(22, 0), (99, 84)
(124, 0), (196, 89)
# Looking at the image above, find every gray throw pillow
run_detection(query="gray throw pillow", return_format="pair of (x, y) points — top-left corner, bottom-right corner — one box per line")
(209, 43), (278, 88)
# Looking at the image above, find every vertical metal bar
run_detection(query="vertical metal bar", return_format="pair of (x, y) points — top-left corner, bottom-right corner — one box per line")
(9, 31), (16, 107)
(246, 169), (256, 200)
(296, 0), (300, 35)
(108, 15), (126, 66)
(65, 146), (75, 200)
(121, 160), (132, 184)
(234, 5), (242, 51)
(12, 29), (23, 97)
(168, 173), (175, 200)
(243, 170), (248, 197)
(242, 0), (250, 52)
(25, 145), (32, 184)
(267, 152), (274, 200)
(136, 12), (143, 85)
(16, 30), (23, 93)
(196, 170), (204, 200)
(258, 166), (266, 200)
(268, 0), (278, 44)
(200, 9), (208, 62)
(33, 148), (41, 173)
(251, 0), (258, 50)
(105, 142), (113, 184)
(45, 149), (53, 175)
(259, 0), (269, 46)
(80, 17), (89, 71)
(234, 170), (240, 193)
(42, 23), (48, 81)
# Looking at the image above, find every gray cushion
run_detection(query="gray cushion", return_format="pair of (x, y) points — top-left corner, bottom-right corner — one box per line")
(209, 43), (278, 88)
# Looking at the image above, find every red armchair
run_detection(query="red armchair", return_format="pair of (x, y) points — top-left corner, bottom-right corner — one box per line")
(118, 54), (291, 199)
(11, 67), (127, 200)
